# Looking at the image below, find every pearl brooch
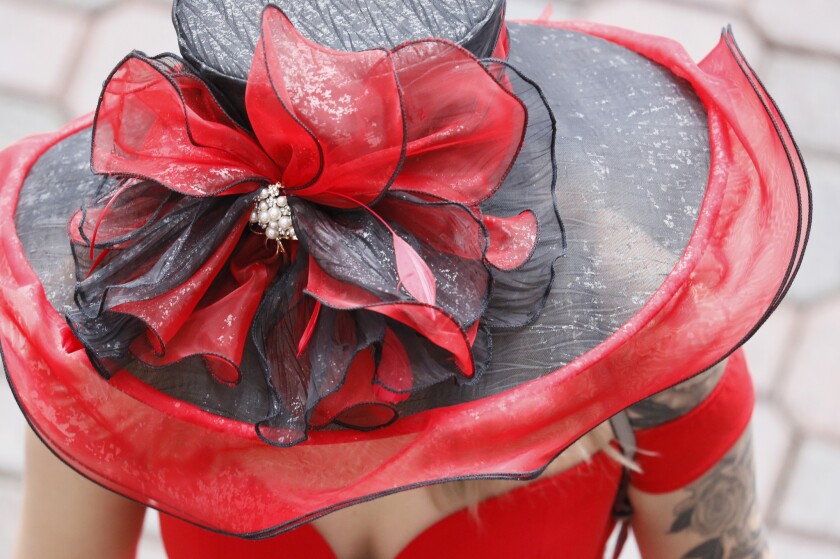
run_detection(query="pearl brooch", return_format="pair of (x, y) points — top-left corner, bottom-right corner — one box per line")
(249, 183), (297, 241)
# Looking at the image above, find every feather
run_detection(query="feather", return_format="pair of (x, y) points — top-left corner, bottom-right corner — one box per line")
(89, 182), (131, 260)
(296, 299), (321, 358)
(327, 192), (437, 305)
(393, 234), (436, 305)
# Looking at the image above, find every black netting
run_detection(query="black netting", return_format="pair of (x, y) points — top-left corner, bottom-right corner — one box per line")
(173, 0), (506, 123)
(15, 25), (709, 441)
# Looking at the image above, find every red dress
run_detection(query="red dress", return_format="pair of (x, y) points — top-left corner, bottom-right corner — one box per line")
(160, 350), (754, 559)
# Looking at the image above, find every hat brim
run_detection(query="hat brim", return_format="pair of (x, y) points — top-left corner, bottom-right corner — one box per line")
(0, 21), (809, 536)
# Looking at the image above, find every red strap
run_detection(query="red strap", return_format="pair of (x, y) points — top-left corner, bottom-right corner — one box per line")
(631, 350), (754, 493)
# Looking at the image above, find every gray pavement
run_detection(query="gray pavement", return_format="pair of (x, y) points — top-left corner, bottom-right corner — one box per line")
(0, 0), (838, 557)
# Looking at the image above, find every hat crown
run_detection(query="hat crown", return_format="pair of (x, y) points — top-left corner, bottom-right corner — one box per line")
(173, 0), (506, 110)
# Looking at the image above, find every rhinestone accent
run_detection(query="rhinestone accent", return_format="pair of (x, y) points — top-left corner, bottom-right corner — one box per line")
(250, 183), (297, 241)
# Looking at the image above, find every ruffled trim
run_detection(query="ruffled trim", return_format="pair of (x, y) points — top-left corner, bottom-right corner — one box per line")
(67, 7), (562, 445)
(0, 21), (810, 537)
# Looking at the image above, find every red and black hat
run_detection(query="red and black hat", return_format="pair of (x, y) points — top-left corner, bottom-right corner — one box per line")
(0, 0), (809, 536)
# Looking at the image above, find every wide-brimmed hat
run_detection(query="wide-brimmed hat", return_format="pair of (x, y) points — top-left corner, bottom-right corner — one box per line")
(0, 0), (809, 536)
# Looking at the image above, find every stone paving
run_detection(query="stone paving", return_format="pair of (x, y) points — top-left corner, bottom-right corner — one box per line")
(0, 0), (837, 557)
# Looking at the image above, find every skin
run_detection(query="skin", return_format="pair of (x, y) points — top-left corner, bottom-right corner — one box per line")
(13, 429), (146, 559)
(13, 363), (770, 559)
(626, 362), (772, 559)
(630, 429), (769, 559)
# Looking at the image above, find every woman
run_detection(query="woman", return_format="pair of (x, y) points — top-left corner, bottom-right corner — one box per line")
(1, 0), (808, 557)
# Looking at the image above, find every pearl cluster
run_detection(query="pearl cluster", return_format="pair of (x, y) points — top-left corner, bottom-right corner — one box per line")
(249, 183), (297, 241)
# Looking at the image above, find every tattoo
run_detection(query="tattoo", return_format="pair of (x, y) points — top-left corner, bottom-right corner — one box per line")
(669, 430), (768, 559)
(627, 360), (728, 429)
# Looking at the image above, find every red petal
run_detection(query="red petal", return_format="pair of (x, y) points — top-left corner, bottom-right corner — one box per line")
(94, 54), (278, 195)
(376, 195), (486, 261)
(310, 350), (399, 428)
(129, 231), (281, 385)
(245, 32), (321, 189)
(389, 41), (526, 205)
(204, 356), (241, 386)
(305, 255), (379, 307)
(306, 259), (473, 378)
(309, 351), (366, 427)
(374, 327), (413, 396)
(114, 216), (249, 358)
(370, 302), (473, 377)
(249, 7), (404, 205)
(372, 385), (410, 405)
(482, 210), (539, 270)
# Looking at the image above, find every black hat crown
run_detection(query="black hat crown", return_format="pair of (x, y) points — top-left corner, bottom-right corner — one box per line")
(173, 0), (507, 116)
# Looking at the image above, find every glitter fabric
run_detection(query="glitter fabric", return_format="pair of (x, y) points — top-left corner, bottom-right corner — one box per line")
(0, 0), (809, 537)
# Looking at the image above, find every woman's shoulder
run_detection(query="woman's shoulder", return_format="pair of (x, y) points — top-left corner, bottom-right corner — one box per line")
(625, 351), (756, 493)
(627, 356), (734, 430)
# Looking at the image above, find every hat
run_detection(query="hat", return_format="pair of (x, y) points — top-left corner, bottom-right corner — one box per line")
(0, 0), (809, 536)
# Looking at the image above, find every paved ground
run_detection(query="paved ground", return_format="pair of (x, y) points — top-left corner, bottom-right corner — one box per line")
(0, 0), (838, 557)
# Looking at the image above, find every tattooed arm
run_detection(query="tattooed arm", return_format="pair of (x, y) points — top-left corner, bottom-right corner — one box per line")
(629, 428), (769, 559)
(626, 361), (771, 559)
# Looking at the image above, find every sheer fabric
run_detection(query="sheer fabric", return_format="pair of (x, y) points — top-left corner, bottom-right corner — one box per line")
(157, 351), (753, 558)
(0, 6), (808, 537)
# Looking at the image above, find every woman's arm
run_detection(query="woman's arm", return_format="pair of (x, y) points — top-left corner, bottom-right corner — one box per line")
(626, 358), (771, 558)
(13, 427), (146, 559)
(629, 427), (769, 559)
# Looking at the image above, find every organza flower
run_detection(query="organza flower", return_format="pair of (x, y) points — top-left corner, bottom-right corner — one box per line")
(68, 7), (557, 445)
